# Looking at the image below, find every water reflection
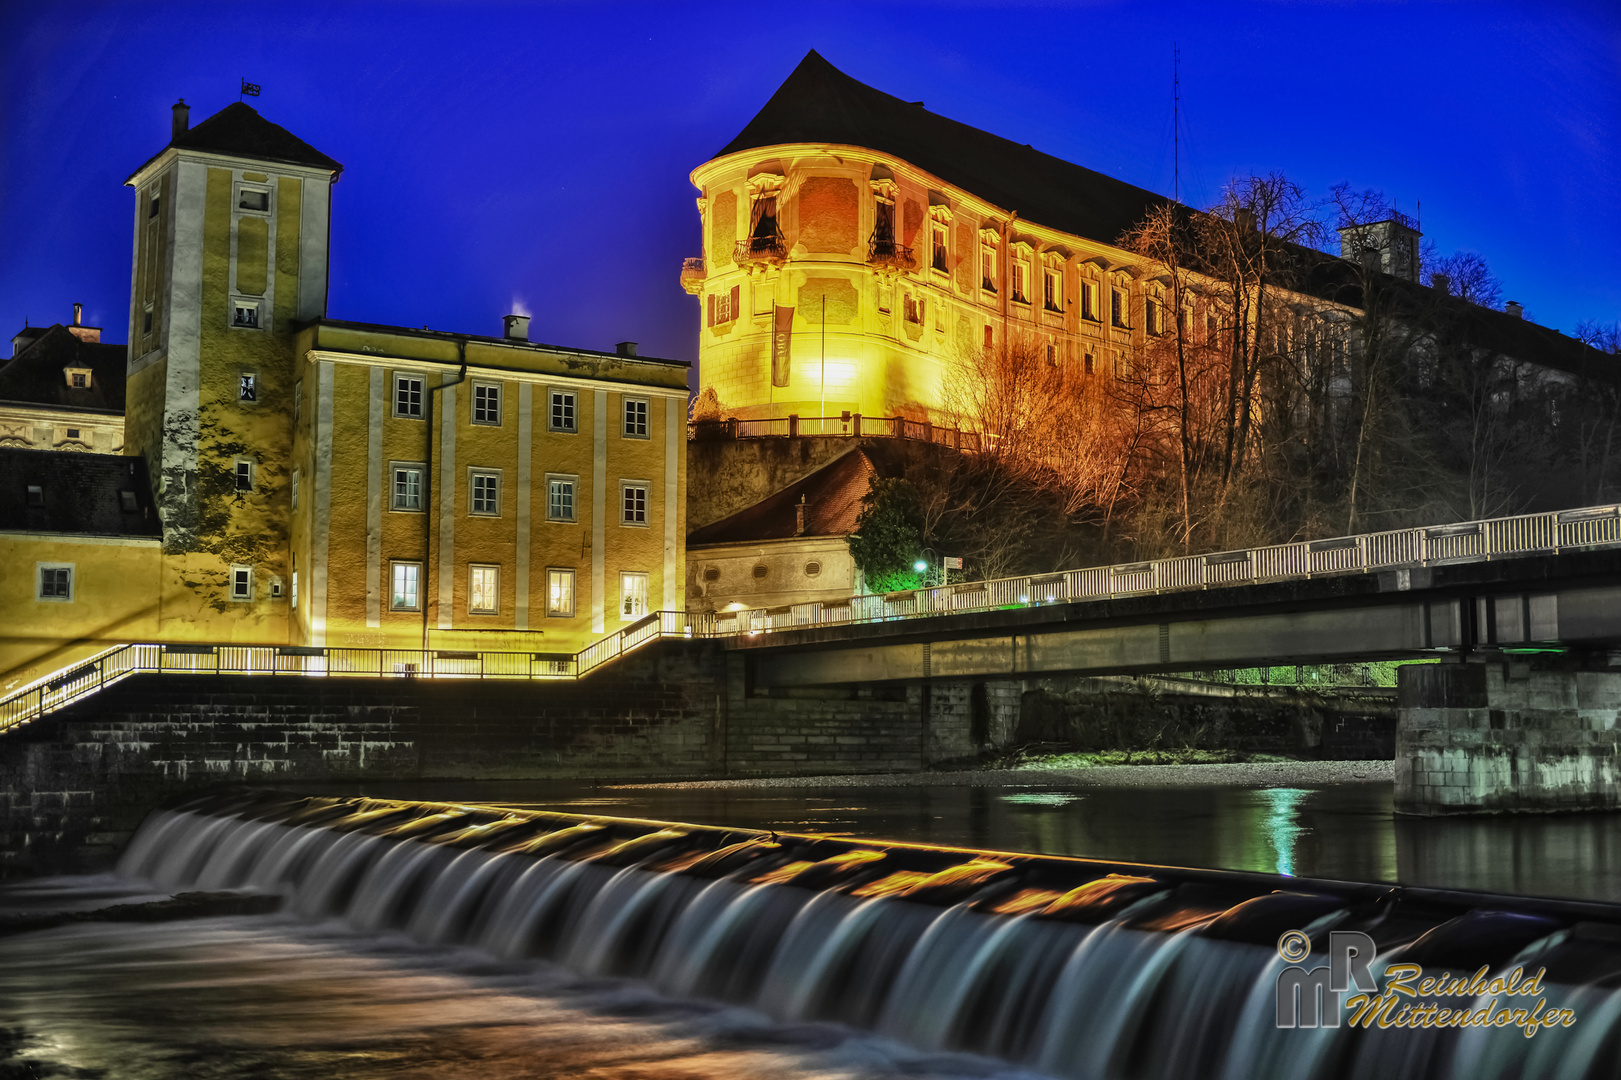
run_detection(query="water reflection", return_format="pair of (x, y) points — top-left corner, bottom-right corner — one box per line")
(300, 778), (1621, 902)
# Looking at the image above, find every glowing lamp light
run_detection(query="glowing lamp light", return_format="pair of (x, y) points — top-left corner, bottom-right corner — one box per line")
(914, 560), (928, 573)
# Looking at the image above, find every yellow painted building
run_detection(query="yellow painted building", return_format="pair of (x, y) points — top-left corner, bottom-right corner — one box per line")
(2, 98), (686, 691)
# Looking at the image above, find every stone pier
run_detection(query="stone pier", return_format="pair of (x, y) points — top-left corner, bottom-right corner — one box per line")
(1396, 659), (1621, 814)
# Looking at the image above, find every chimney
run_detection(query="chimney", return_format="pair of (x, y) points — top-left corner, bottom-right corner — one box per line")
(1432, 273), (1450, 296)
(502, 314), (530, 341)
(66, 302), (101, 344)
(171, 99), (189, 142)
(615, 341), (638, 357)
(1505, 301), (1524, 319)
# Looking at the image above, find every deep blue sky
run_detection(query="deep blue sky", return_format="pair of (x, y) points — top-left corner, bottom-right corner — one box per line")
(3, 1), (1617, 378)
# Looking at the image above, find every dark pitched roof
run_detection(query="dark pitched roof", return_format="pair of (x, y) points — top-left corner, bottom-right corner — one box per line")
(715, 50), (1172, 247)
(688, 447), (877, 545)
(0, 449), (160, 538)
(0, 324), (126, 413)
(126, 102), (342, 182)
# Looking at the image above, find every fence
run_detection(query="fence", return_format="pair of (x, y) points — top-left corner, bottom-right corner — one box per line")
(6, 504), (1621, 736)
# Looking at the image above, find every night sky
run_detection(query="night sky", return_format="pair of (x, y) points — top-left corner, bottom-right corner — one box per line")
(3, 2), (1617, 384)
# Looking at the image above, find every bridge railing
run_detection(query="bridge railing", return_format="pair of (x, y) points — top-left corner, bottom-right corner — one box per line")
(8, 504), (1621, 736)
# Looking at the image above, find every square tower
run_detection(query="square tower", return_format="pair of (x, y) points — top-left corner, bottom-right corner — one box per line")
(1336, 210), (1422, 283)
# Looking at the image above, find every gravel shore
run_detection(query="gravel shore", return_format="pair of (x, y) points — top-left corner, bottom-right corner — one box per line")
(615, 759), (1393, 790)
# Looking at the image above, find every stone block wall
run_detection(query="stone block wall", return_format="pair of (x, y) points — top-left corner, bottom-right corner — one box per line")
(1396, 660), (1621, 815)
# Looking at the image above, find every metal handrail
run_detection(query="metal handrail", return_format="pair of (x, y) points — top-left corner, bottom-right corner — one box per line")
(7, 504), (1621, 736)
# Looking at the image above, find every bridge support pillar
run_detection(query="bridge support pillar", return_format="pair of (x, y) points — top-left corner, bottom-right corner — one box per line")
(1396, 658), (1621, 815)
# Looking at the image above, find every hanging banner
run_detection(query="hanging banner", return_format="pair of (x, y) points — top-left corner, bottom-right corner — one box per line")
(771, 305), (793, 387)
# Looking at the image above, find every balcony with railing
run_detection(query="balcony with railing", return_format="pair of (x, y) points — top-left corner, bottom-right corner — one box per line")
(679, 257), (705, 294)
(868, 233), (917, 272)
(734, 232), (787, 267)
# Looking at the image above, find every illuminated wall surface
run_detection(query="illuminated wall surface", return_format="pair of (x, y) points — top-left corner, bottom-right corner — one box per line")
(2, 103), (687, 690)
(687, 53), (1348, 425)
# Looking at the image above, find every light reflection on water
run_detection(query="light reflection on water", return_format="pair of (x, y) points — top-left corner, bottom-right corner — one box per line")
(303, 778), (1621, 902)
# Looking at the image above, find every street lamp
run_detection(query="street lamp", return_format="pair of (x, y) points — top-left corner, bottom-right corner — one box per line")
(915, 547), (938, 588)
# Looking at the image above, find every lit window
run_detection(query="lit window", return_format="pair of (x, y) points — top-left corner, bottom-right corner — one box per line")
(390, 562), (421, 611)
(230, 565), (253, 601)
(239, 372), (256, 402)
(37, 564), (72, 602)
(547, 476), (576, 522)
(232, 300), (259, 328)
(472, 383), (501, 425)
(547, 568), (575, 617)
(470, 470), (500, 516)
(621, 572), (649, 619)
(394, 375), (424, 418)
(468, 564), (499, 614)
(621, 483), (649, 525)
(391, 464), (424, 511)
(238, 188), (269, 212)
(234, 460), (254, 492)
(549, 389), (576, 433)
(623, 398), (649, 439)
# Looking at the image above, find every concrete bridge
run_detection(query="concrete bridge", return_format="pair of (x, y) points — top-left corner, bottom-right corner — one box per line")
(8, 503), (1621, 836)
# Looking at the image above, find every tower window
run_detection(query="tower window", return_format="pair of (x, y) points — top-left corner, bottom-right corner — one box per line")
(547, 568), (575, 617)
(37, 564), (73, 602)
(623, 398), (649, 439)
(549, 390), (576, 433)
(239, 372), (257, 402)
(468, 564), (499, 614)
(391, 463), (424, 511)
(390, 562), (421, 611)
(237, 188), (270, 213)
(291, 468), (299, 509)
(142, 305), (153, 335)
(230, 565), (253, 601)
(148, 193), (160, 219)
(394, 375), (424, 418)
(470, 470), (501, 516)
(547, 475), (577, 522)
(472, 382), (501, 425)
(232, 300), (259, 328)
(234, 460), (254, 492)
(621, 482), (649, 525)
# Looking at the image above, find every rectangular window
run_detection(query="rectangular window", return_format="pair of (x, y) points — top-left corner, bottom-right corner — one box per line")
(904, 294), (924, 325)
(547, 568), (575, 617)
(36, 564), (72, 602)
(1146, 298), (1161, 336)
(931, 225), (948, 272)
(472, 382), (501, 425)
(391, 463), (424, 511)
(983, 324), (993, 350)
(621, 572), (650, 619)
(142, 305), (153, 335)
(468, 564), (499, 614)
(981, 249), (996, 292)
(390, 561), (421, 611)
(1081, 281), (1097, 321)
(1011, 263), (1028, 304)
(239, 372), (257, 402)
(470, 469), (500, 516)
(707, 285), (740, 326)
(1044, 269), (1061, 312)
(623, 398), (649, 439)
(292, 468), (300, 510)
(230, 565), (253, 601)
(232, 300), (259, 328)
(394, 375), (424, 419)
(70, 373), (87, 389)
(621, 482), (649, 525)
(549, 390), (576, 433)
(237, 188), (270, 212)
(291, 569), (298, 610)
(547, 475), (577, 522)
(235, 460), (254, 492)
(1111, 289), (1126, 329)
(1084, 352), (1096, 375)
(148, 193), (160, 219)
(1046, 342), (1058, 365)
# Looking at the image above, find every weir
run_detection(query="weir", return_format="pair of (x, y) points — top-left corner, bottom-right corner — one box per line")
(122, 790), (1621, 1079)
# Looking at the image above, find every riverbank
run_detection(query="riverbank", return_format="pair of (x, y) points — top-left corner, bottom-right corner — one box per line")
(615, 758), (1394, 790)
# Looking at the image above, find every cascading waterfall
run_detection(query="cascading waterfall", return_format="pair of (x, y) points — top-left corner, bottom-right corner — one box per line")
(119, 791), (1621, 1079)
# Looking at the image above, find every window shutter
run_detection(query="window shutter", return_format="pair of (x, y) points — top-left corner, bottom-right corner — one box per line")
(729, 285), (740, 321)
(707, 294), (716, 327)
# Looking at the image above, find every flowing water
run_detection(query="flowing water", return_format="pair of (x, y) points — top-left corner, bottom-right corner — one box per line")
(4, 790), (1619, 1079)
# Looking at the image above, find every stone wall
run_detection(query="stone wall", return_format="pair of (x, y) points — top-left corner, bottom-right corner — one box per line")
(686, 436), (859, 529)
(1396, 660), (1621, 815)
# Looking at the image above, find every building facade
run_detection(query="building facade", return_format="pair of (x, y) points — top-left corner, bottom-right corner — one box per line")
(0, 306), (127, 456)
(3, 100), (686, 692)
